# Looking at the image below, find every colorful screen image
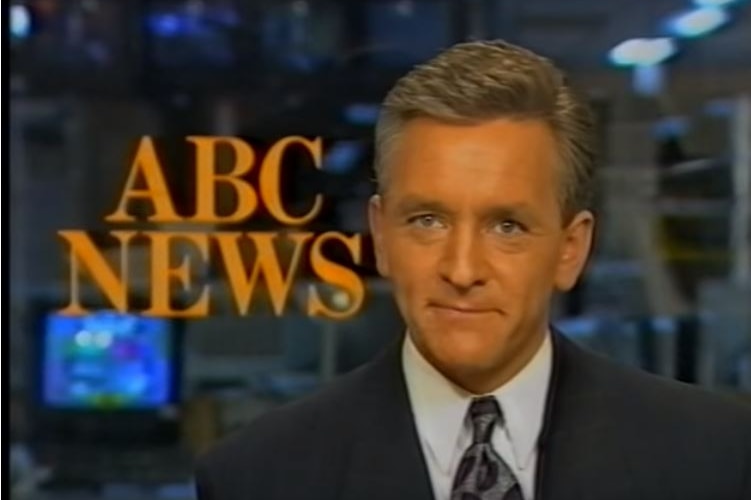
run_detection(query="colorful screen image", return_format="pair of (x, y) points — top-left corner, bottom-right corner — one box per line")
(42, 311), (173, 409)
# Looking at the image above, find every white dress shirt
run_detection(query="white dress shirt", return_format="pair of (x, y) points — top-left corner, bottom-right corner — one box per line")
(402, 333), (553, 500)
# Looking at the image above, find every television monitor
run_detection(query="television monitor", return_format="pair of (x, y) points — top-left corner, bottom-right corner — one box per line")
(41, 311), (176, 410)
(29, 300), (184, 446)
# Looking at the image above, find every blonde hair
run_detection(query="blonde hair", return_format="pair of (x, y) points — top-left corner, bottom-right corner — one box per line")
(374, 39), (598, 222)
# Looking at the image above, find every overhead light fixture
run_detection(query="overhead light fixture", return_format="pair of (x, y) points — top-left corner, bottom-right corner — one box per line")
(693, 0), (742, 8)
(609, 38), (677, 67)
(667, 6), (730, 38)
(10, 5), (32, 39)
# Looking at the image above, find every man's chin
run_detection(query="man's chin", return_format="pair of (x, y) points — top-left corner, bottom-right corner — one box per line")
(423, 341), (506, 374)
(433, 356), (508, 393)
(431, 329), (507, 356)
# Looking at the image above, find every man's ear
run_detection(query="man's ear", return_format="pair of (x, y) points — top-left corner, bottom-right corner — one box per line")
(368, 194), (390, 278)
(554, 210), (595, 292)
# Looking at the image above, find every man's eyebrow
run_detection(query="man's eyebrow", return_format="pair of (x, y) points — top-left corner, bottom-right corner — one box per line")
(481, 204), (536, 219)
(393, 196), (451, 215)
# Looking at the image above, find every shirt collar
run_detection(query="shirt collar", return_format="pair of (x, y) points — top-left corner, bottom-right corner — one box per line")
(402, 332), (552, 474)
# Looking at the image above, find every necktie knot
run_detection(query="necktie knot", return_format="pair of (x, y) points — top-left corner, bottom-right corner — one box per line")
(468, 396), (502, 444)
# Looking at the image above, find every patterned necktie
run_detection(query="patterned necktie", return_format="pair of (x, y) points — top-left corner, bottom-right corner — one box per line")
(451, 396), (524, 500)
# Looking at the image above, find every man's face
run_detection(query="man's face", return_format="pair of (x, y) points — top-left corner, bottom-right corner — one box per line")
(369, 117), (594, 390)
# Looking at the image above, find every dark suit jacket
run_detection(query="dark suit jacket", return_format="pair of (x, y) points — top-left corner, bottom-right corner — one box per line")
(195, 330), (751, 500)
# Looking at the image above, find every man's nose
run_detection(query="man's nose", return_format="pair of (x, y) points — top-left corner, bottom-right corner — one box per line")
(437, 227), (488, 290)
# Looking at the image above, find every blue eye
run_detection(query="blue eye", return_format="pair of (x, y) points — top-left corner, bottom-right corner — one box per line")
(494, 220), (525, 235)
(409, 214), (445, 229)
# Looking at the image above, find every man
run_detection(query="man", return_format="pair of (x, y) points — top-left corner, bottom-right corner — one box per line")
(195, 40), (751, 500)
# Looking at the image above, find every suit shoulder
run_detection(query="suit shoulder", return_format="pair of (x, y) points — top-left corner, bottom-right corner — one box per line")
(574, 343), (751, 428)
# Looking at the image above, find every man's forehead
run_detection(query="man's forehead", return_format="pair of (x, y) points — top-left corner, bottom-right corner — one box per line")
(388, 120), (559, 169)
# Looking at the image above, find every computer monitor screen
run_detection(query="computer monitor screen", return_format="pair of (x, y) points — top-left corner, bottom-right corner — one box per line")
(41, 310), (175, 410)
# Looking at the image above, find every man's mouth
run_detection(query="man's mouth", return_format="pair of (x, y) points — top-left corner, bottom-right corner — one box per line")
(428, 302), (496, 314)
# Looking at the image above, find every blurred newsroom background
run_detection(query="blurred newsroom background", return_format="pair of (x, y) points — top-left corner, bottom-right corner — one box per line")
(8, 0), (751, 498)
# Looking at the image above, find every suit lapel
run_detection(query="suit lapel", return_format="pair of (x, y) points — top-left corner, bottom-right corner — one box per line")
(339, 336), (435, 500)
(536, 331), (641, 500)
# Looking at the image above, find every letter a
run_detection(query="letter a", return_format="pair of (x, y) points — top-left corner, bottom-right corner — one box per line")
(106, 136), (182, 223)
